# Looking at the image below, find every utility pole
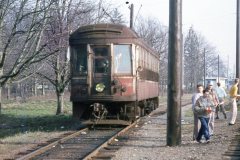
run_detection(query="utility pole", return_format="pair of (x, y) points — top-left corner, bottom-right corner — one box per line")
(204, 49), (206, 87)
(167, 0), (182, 146)
(227, 55), (229, 88)
(237, 0), (240, 93)
(218, 54), (220, 82)
(126, 2), (134, 29)
(129, 3), (134, 29)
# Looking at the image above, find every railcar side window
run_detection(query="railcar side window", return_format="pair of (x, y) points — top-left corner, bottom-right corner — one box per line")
(72, 45), (87, 75)
(113, 45), (131, 74)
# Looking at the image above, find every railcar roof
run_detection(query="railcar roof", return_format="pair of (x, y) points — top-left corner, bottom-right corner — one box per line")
(69, 23), (158, 57)
(70, 23), (138, 39)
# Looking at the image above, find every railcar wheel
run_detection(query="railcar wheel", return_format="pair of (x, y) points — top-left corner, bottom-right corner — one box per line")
(129, 102), (141, 122)
(149, 101), (155, 111)
(154, 97), (159, 109)
(119, 102), (138, 122)
(145, 100), (154, 115)
(140, 106), (145, 117)
(134, 105), (141, 119)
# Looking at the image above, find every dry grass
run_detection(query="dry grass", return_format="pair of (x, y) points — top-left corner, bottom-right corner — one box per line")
(0, 131), (68, 159)
(0, 93), (81, 159)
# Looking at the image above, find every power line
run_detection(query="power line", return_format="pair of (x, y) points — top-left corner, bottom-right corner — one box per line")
(134, 4), (142, 26)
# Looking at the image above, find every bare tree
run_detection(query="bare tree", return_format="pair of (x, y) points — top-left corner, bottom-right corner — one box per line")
(0, 0), (57, 113)
(183, 27), (227, 91)
(33, 0), (126, 115)
(102, 8), (126, 24)
(93, 0), (126, 24)
(184, 27), (202, 91)
(36, 0), (95, 115)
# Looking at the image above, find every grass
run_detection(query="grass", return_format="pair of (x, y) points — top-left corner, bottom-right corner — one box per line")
(0, 97), (82, 159)
(0, 98), (80, 139)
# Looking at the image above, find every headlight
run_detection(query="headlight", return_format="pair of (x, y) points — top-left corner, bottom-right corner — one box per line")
(95, 83), (105, 92)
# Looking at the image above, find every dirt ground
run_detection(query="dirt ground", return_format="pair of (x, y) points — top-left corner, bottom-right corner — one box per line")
(1, 103), (239, 160)
(112, 105), (240, 160)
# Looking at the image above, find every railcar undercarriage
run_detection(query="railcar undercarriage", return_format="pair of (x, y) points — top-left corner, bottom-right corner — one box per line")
(72, 98), (159, 126)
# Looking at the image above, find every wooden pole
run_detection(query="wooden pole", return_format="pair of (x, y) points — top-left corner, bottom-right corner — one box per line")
(130, 4), (134, 29)
(218, 54), (220, 82)
(204, 49), (206, 87)
(236, 0), (240, 93)
(167, 0), (182, 146)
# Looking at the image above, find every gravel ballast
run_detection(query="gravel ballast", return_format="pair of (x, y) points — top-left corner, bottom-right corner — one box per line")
(112, 105), (240, 160)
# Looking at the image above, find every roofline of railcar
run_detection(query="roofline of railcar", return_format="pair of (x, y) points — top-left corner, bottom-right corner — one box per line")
(69, 23), (159, 58)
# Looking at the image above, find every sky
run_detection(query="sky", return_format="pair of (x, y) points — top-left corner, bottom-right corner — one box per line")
(110, 0), (236, 76)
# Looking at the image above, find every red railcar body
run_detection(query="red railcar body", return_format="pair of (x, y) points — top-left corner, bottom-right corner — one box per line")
(69, 24), (160, 124)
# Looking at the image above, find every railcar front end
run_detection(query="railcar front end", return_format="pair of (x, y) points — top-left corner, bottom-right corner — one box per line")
(69, 24), (159, 124)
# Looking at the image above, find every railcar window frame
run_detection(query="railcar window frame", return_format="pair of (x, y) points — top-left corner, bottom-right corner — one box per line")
(90, 45), (111, 74)
(113, 44), (132, 74)
(71, 44), (88, 75)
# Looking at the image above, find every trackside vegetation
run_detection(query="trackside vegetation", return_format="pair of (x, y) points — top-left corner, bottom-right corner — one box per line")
(0, 98), (80, 138)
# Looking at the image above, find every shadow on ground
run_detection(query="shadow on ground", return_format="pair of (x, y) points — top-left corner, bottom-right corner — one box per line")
(0, 114), (81, 138)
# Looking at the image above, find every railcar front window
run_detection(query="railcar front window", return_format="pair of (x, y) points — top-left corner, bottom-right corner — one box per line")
(113, 45), (131, 74)
(92, 46), (110, 73)
(95, 58), (109, 73)
(72, 45), (87, 75)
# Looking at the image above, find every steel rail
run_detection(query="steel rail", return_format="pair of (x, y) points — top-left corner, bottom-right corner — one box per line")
(17, 127), (89, 160)
(83, 120), (138, 160)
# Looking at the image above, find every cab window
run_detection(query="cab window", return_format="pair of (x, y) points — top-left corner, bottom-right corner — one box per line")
(113, 45), (132, 74)
(72, 45), (87, 75)
(91, 46), (110, 73)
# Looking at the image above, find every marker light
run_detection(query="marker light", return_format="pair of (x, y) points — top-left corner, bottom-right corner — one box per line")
(95, 83), (105, 92)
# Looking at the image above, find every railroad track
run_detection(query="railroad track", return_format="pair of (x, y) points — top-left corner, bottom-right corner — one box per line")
(15, 100), (191, 160)
(222, 134), (240, 160)
(16, 121), (137, 160)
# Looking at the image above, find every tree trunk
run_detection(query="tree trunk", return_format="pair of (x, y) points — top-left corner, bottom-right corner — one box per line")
(56, 92), (64, 115)
(15, 83), (19, 100)
(7, 84), (10, 100)
(33, 77), (37, 96)
(42, 82), (45, 95)
(0, 87), (2, 114)
(20, 83), (24, 98)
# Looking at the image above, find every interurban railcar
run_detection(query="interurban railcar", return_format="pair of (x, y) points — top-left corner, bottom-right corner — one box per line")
(69, 23), (160, 124)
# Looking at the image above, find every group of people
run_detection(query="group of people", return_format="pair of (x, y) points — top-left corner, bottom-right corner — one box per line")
(192, 78), (240, 143)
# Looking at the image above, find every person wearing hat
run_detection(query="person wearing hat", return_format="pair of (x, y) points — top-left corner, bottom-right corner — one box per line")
(229, 78), (240, 125)
(206, 81), (219, 136)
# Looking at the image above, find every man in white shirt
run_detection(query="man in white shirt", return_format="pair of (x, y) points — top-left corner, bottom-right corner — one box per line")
(192, 84), (203, 141)
(215, 82), (227, 119)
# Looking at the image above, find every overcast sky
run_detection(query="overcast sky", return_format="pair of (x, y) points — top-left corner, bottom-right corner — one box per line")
(110, 0), (236, 75)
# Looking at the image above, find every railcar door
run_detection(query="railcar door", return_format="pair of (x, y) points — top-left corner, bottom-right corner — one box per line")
(90, 45), (111, 95)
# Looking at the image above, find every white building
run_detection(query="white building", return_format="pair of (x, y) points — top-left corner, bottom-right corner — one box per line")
(202, 77), (228, 88)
